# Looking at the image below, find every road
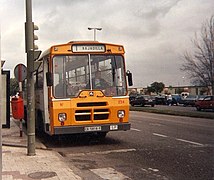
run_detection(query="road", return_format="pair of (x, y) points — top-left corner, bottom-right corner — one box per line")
(40, 111), (214, 180)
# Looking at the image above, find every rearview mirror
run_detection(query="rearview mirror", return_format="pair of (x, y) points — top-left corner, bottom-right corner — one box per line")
(126, 70), (133, 86)
(46, 72), (53, 86)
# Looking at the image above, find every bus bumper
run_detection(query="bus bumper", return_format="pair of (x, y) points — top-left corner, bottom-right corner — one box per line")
(54, 123), (131, 135)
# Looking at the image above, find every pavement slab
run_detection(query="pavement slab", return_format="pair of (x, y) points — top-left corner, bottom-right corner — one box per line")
(2, 118), (82, 180)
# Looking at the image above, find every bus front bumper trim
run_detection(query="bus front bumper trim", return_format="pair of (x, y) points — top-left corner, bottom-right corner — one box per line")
(54, 123), (131, 135)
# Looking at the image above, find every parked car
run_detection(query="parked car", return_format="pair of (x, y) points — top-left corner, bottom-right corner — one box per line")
(171, 94), (182, 106)
(196, 95), (207, 100)
(195, 95), (214, 111)
(129, 93), (139, 102)
(155, 95), (167, 105)
(155, 94), (180, 106)
(183, 95), (197, 107)
(130, 95), (155, 107)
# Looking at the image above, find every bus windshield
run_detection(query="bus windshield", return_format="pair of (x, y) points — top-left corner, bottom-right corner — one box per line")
(53, 54), (127, 98)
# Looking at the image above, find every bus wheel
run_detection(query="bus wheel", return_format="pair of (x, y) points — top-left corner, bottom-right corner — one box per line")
(94, 132), (107, 139)
(36, 111), (44, 132)
(99, 132), (107, 138)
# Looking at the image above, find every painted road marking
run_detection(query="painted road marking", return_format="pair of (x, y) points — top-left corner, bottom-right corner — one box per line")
(149, 123), (163, 126)
(90, 167), (131, 180)
(68, 148), (136, 156)
(148, 167), (159, 172)
(176, 138), (204, 146)
(153, 133), (204, 146)
(131, 128), (141, 132)
(153, 133), (168, 138)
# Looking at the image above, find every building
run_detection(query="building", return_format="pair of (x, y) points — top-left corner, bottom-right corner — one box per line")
(129, 85), (211, 96)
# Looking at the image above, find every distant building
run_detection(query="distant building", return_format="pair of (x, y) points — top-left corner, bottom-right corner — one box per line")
(128, 85), (211, 96)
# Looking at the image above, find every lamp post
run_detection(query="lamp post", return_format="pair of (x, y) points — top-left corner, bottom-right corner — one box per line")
(182, 76), (185, 86)
(0, 30), (2, 179)
(88, 27), (102, 41)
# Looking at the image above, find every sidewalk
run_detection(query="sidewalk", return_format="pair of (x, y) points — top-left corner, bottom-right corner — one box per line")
(2, 118), (81, 180)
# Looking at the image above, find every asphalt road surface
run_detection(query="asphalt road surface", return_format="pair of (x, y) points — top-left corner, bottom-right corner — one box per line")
(40, 111), (214, 180)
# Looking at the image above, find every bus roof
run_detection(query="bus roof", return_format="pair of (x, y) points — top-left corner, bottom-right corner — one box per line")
(38, 41), (125, 60)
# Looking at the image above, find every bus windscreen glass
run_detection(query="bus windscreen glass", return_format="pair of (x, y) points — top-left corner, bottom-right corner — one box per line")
(53, 55), (127, 98)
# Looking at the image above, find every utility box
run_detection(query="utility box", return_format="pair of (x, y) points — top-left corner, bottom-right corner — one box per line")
(11, 97), (24, 119)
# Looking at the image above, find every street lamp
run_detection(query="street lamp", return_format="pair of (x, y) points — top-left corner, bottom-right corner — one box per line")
(182, 76), (185, 86)
(88, 27), (102, 41)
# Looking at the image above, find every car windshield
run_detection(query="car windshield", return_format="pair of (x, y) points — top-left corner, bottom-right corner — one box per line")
(197, 95), (206, 100)
(142, 95), (149, 99)
(186, 95), (197, 99)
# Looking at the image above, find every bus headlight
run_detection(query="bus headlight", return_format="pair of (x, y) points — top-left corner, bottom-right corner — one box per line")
(58, 113), (67, 122)
(118, 110), (125, 118)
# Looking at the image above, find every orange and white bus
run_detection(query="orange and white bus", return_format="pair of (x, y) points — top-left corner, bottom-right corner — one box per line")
(33, 41), (133, 137)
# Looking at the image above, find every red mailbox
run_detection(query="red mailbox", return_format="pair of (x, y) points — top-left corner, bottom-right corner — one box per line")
(11, 97), (24, 119)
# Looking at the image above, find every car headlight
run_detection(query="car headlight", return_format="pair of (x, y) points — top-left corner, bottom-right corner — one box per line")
(118, 110), (125, 118)
(58, 113), (67, 122)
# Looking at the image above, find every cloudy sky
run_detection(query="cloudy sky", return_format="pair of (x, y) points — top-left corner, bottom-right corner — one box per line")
(1, 0), (213, 87)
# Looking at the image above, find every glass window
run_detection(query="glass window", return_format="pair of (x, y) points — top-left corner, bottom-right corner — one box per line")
(53, 54), (127, 98)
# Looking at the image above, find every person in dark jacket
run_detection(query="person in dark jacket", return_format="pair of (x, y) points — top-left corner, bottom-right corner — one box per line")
(86, 70), (109, 89)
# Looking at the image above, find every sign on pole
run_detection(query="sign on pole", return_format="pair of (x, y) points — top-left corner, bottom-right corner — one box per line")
(14, 64), (27, 82)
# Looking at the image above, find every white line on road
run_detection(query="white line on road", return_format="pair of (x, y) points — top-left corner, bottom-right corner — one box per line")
(131, 128), (141, 132)
(149, 123), (163, 126)
(176, 138), (204, 146)
(153, 133), (168, 138)
(148, 167), (159, 172)
(68, 148), (136, 156)
(91, 167), (131, 180)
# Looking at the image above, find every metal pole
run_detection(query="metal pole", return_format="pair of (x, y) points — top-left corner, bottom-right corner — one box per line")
(94, 29), (96, 41)
(19, 82), (23, 137)
(88, 27), (102, 41)
(25, 0), (36, 156)
(0, 25), (2, 180)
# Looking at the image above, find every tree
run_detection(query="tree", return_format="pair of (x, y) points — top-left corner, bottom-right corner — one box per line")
(10, 78), (19, 96)
(147, 82), (165, 94)
(181, 15), (214, 95)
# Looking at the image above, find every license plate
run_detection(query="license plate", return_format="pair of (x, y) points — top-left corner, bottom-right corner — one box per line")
(110, 125), (118, 130)
(84, 126), (102, 132)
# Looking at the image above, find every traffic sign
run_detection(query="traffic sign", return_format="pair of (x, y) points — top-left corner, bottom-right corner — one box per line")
(14, 64), (27, 82)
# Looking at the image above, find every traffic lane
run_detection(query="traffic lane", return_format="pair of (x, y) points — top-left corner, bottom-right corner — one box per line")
(130, 111), (214, 145)
(129, 112), (214, 179)
(65, 112), (214, 180)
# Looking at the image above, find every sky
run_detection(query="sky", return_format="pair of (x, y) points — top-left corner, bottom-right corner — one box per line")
(1, 0), (214, 88)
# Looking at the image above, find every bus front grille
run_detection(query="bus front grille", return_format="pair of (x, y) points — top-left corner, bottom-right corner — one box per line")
(75, 109), (109, 121)
(77, 102), (107, 107)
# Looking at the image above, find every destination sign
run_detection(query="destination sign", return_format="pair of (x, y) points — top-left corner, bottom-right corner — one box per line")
(72, 44), (105, 52)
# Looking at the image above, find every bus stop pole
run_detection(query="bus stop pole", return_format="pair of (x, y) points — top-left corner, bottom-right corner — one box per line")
(19, 82), (23, 137)
(0, 28), (2, 180)
(25, 0), (36, 156)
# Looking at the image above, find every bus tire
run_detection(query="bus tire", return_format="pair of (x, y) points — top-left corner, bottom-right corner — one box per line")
(94, 132), (107, 139)
(99, 132), (107, 138)
(36, 110), (44, 132)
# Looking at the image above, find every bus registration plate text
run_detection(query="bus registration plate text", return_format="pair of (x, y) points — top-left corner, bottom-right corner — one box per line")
(110, 125), (118, 130)
(84, 126), (102, 132)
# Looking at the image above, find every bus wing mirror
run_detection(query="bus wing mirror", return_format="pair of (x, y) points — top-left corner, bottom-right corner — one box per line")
(46, 72), (53, 86)
(126, 70), (133, 86)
